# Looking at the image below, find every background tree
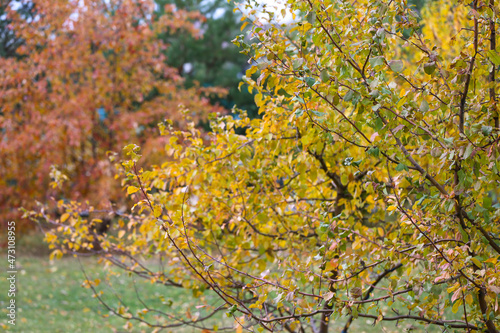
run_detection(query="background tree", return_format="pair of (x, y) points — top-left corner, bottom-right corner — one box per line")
(0, 0), (35, 58)
(157, 0), (258, 118)
(0, 0), (225, 231)
(39, 0), (500, 332)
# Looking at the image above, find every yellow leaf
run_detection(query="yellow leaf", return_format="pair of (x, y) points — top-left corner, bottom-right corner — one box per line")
(50, 249), (63, 261)
(485, 258), (497, 264)
(60, 213), (70, 222)
(387, 205), (397, 212)
(352, 238), (362, 250)
(153, 205), (162, 218)
(240, 21), (248, 31)
(471, 257), (482, 268)
(127, 186), (139, 195)
(451, 300), (461, 313)
(447, 283), (459, 293)
(118, 230), (125, 239)
(255, 93), (264, 107)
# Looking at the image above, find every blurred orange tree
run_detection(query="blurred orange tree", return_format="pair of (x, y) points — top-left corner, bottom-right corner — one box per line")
(36, 0), (500, 332)
(0, 0), (224, 230)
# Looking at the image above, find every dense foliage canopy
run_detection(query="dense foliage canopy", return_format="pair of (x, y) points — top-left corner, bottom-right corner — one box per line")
(0, 0), (224, 229)
(34, 0), (500, 332)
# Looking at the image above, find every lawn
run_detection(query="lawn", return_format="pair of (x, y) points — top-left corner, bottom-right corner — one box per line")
(1, 233), (230, 333)
(0, 254), (221, 333)
(1, 233), (452, 332)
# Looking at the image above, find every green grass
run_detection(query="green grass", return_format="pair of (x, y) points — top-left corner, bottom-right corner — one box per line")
(1, 233), (454, 332)
(0, 255), (219, 333)
(2, 256), (116, 333)
(1, 233), (230, 333)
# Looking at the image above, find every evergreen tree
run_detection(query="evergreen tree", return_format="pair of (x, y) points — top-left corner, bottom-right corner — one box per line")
(155, 0), (258, 118)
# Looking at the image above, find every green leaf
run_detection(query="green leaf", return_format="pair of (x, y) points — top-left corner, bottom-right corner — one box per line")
(423, 62), (436, 75)
(369, 56), (384, 67)
(458, 226), (469, 243)
(373, 117), (383, 131)
(305, 77), (316, 87)
(420, 100), (429, 113)
(292, 58), (304, 70)
(463, 144), (473, 159)
(487, 50), (500, 66)
(320, 70), (330, 83)
(395, 163), (408, 172)
(483, 196), (492, 210)
(388, 60), (404, 73)
(367, 147), (380, 157)
(344, 90), (354, 101)
(351, 160), (362, 167)
(481, 125), (493, 136)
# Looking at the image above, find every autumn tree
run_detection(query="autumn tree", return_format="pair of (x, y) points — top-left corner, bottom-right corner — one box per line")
(39, 0), (500, 332)
(0, 0), (224, 230)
